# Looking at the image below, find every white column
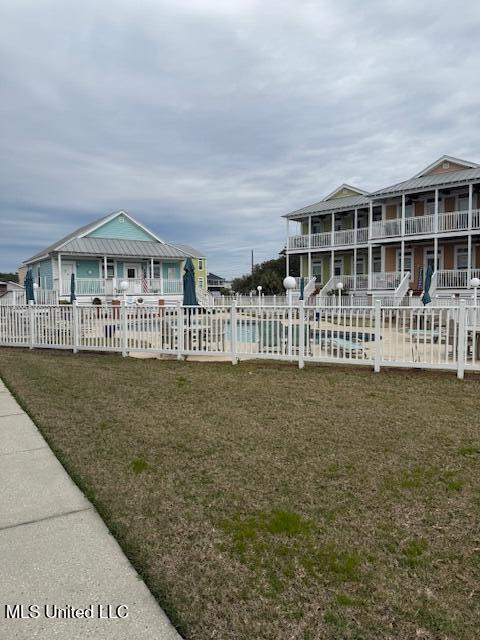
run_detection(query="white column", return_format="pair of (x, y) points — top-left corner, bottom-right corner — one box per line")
(58, 253), (62, 297)
(331, 212), (335, 246)
(400, 240), (405, 278)
(353, 208), (358, 289)
(286, 219), (290, 276)
(353, 246), (357, 289)
(368, 244), (373, 290)
(434, 188), (439, 272)
(159, 260), (164, 295)
(368, 201), (373, 290)
(468, 183), (473, 282)
(103, 256), (108, 294)
(401, 194), (406, 237)
(330, 250), (334, 282)
(308, 216), (312, 278)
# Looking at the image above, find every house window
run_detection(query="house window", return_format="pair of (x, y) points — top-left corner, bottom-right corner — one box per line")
(312, 221), (323, 234)
(334, 219), (343, 231)
(426, 200), (435, 215)
(334, 258), (343, 276)
(405, 204), (414, 218)
(127, 268), (136, 279)
(198, 258), (203, 270)
(356, 256), (366, 275)
(167, 267), (177, 280)
(373, 254), (382, 273)
(312, 261), (322, 281)
(455, 246), (469, 269)
(101, 259), (115, 278)
(153, 262), (161, 278)
(458, 195), (469, 211)
(198, 277), (204, 289)
(396, 250), (412, 272)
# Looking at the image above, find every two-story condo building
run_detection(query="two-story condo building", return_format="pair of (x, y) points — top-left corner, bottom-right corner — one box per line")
(285, 156), (480, 301)
(22, 210), (207, 303)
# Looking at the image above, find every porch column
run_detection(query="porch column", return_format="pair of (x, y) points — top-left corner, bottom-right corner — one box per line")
(434, 188), (439, 272)
(401, 194), (406, 237)
(353, 247), (357, 290)
(308, 216), (312, 278)
(159, 260), (164, 295)
(330, 249), (334, 281)
(368, 201), (373, 290)
(368, 244), (373, 290)
(103, 256), (108, 294)
(468, 183), (473, 282)
(58, 253), (62, 297)
(400, 240), (405, 278)
(353, 208), (358, 289)
(286, 219), (290, 276)
(331, 213), (335, 246)
(150, 258), (154, 281)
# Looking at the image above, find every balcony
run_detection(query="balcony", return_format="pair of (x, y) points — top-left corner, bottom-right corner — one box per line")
(288, 227), (368, 250)
(370, 209), (480, 239)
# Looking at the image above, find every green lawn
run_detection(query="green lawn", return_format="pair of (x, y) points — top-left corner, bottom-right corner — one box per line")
(1, 348), (479, 639)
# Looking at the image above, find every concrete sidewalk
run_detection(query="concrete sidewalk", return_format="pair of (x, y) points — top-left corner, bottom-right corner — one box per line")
(0, 378), (182, 640)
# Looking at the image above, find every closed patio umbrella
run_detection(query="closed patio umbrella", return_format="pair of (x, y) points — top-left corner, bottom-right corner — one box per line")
(70, 273), (76, 304)
(183, 257), (198, 306)
(299, 277), (305, 301)
(421, 264), (433, 306)
(25, 269), (35, 304)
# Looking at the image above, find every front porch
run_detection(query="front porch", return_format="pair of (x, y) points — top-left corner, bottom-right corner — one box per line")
(54, 256), (185, 300)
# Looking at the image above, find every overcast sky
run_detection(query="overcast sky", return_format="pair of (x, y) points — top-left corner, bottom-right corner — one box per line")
(1, 0), (480, 277)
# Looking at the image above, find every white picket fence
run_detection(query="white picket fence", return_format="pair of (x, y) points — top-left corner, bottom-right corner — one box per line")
(1, 302), (480, 379)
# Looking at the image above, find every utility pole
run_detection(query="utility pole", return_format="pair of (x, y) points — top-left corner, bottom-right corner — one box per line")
(251, 249), (254, 275)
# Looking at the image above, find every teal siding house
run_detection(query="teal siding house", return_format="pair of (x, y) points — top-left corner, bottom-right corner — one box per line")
(22, 210), (207, 302)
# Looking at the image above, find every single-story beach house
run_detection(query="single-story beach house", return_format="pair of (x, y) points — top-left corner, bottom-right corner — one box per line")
(21, 210), (207, 303)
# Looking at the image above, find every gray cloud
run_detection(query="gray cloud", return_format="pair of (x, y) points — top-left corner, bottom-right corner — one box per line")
(1, 0), (480, 276)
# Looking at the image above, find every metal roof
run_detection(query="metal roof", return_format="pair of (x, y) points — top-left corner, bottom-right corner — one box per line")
(24, 211), (124, 263)
(169, 243), (205, 258)
(53, 237), (193, 259)
(370, 167), (480, 198)
(284, 193), (370, 219)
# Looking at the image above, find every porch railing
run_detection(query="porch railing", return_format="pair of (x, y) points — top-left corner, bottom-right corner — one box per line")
(60, 278), (183, 296)
(288, 227), (368, 250)
(436, 269), (480, 289)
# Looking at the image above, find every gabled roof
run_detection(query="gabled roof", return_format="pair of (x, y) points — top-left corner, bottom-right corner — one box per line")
(169, 243), (205, 258)
(24, 210), (164, 264)
(370, 166), (480, 199)
(412, 155), (479, 179)
(284, 187), (370, 219)
(323, 184), (369, 200)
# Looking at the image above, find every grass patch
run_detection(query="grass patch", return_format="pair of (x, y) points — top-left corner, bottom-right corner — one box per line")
(1, 348), (479, 639)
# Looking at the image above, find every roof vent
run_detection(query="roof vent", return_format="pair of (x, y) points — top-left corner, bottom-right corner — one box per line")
(119, 216), (125, 223)
(442, 161), (450, 169)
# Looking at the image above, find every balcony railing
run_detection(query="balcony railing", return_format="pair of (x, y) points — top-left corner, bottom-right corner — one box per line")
(287, 227), (368, 250)
(372, 272), (402, 289)
(370, 209), (480, 239)
(436, 269), (480, 289)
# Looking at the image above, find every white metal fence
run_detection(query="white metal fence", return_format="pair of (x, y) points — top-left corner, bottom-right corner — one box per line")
(1, 302), (479, 379)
